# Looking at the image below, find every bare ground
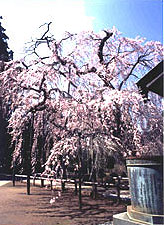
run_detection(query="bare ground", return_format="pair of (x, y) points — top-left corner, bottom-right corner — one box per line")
(0, 181), (128, 225)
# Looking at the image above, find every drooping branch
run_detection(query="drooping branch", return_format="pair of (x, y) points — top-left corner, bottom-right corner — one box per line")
(76, 66), (97, 76)
(49, 87), (74, 99)
(58, 31), (76, 45)
(25, 22), (53, 59)
(118, 50), (155, 90)
(118, 58), (140, 90)
(40, 22), (52, 40)
(30, 89), (47, 113)
(54, 42), (67, 66)
(22, 74), (48, 113)
(97, 72), (115, 89)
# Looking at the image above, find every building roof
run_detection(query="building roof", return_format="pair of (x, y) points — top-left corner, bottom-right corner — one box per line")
(136, 60), (163, 97)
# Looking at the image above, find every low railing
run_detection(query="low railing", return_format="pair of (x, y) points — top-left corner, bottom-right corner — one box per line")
(11, 173), (130, 204)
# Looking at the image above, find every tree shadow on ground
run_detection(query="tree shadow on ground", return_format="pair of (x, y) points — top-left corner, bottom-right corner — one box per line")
(33, 188), (127, 224)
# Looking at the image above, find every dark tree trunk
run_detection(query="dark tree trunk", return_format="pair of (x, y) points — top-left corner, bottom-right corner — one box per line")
(23, 113), (34, 195)
(77, 132), (83, 210)
(26, 149), (32, 195)
(12, 163), (15, 187)
(91, 168), (97, 199)
(61, 162), (67, 192)
(78, 167), (82, 210)
(61, 180), (65, 192)
(92, 183), (98, 199)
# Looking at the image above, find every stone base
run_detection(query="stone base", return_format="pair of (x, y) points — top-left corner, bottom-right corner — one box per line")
(113, 210), (164, 225)
(113, 212), (147, 225)
(127, 206), (164, 225)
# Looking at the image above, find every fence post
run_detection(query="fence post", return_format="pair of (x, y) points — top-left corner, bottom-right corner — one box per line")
(74, 179), (78, 195)
(50, 179), (53, 190)
(12, 162), (16, 187)
(33, 175), (35, 186)
(41, 178), (44, 187)
(116, 176), (121, 205)
(27, 174), (30, 195)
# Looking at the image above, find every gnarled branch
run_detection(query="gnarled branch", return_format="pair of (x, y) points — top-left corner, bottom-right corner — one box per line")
(98, 30), (113, 63)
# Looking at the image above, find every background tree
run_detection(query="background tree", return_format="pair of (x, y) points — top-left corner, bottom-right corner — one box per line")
(0, 16), (13, 172)
(0, 16), (13, 62)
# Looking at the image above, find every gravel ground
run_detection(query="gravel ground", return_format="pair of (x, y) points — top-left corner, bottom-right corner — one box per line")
(99, 222), (113, 225)
(0, 181), (128, 225)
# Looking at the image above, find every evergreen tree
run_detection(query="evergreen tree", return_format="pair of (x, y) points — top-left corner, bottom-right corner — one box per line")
(0, 16), (13, 62)
(0, 16), (13, 173)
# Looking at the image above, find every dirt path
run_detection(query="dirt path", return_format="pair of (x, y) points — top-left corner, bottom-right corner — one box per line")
(0, 181), (127, 225)
(0, 181), (10, 186)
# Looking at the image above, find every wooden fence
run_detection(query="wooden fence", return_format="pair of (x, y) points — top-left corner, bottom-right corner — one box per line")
(12, 173), (130, 204)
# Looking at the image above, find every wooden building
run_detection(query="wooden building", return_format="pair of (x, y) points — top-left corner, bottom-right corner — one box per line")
(136, 60), (163, 98)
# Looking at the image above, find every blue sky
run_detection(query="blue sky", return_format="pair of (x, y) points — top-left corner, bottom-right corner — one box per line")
(84, 0), (163, 42)
(0, 0), (163, 59)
